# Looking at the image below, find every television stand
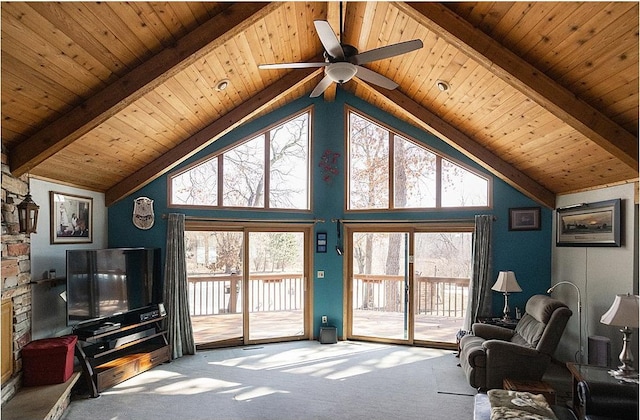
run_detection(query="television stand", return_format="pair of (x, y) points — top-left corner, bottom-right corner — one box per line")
(75, 322), (121, 336)
(74, 312), (170, 397)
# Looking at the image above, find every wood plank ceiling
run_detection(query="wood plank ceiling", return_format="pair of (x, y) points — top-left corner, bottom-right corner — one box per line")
(2, 2), (638, 208)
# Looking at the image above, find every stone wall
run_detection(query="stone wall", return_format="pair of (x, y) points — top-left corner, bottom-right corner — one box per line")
(1, 152), (33, 403)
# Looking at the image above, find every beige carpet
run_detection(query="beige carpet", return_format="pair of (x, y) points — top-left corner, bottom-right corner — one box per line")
(63, 341), (475, 420)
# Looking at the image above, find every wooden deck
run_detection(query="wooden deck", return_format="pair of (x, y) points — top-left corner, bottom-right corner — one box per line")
(191, 310), (463, 346)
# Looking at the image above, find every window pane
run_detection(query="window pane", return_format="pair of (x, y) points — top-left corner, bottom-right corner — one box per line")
(270, 113), (309, 209)
(349, 112), (389, 209)
(185, 230), (244, 344)
(441, 159), (489, 207)
(170, 157), (217, 206)
(394, 135), (436, 208)
(223, 135), (265, 207)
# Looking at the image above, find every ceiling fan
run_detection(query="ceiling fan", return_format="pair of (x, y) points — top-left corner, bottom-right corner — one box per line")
(259, 20), (423, 97)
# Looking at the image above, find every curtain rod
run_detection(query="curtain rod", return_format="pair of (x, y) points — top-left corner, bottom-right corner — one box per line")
(163, 214), (324, 224)
(331, 217), (496, 224)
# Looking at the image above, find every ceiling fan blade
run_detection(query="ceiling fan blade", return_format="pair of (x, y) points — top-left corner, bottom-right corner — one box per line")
(310, 75), (334, 98)
(259, 62), (328, 70)
(353, 39), (423, 65)
(355, 66), (398, 90)
(314, 20), (344, 60)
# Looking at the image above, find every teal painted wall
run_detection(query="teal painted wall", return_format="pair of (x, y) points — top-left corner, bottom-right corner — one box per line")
(109, 90), (552, 338)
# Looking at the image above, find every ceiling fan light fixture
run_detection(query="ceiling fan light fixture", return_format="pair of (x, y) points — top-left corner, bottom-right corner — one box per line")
(436, 80), (450, 92)
(326, 62), (357, 84)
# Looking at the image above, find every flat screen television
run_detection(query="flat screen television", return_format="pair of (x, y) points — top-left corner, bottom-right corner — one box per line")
(66, 247), (162, 326)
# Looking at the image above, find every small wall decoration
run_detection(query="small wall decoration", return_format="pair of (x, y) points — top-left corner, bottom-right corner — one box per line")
(133, 197), (155, 230)
(50, 192), (92, 244)
(556, 199), (621, 247)
(319, 149), (340, 183)
(509, 207), (541, 231)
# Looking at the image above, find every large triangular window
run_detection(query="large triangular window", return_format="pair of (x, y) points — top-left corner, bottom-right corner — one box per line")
(169, 108), (311, 210)
(347, 108), (490, 210)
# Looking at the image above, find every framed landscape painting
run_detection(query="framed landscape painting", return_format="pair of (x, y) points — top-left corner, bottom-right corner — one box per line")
(50, 192), (93, 244)
(556, 199), (621, 247)
(509, 207), (541, 231)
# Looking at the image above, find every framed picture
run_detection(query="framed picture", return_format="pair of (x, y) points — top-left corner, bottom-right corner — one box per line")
(556, 199), (621, 247)
(509, 207), (541, 231)
(50, 192), (93, 244)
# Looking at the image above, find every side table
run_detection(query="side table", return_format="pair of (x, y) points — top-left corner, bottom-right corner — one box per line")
(477, 317), (518, 330)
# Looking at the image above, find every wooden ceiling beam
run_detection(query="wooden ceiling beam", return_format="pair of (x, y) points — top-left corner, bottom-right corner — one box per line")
(395, 2), (638, 172)
(9, 2), (278, 177)
(359, 81), (556, 209)
(105, 67), (321, 206)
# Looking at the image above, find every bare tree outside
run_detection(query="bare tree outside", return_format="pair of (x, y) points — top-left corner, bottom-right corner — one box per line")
(394, 135), (437, 208)
(224, 135), (265, 207)
(171, 158), (218, 206)
(169, 111), (310, 209)
(269, 113), (309, 209)
(349, 112), (389, 210)
(441, 158), (488, 207)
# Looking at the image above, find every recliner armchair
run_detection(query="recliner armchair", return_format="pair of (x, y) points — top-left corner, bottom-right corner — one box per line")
(459, 294), (572, 390)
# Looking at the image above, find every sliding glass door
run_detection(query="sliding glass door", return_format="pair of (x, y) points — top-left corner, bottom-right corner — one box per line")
(347, 225), (472, 346)
(350, 230), (410, 342)
(185, 230), (245, 347)
(185, 226), (310, 348)
(413, 232), (472, 344)
(247, 231), (306, 341)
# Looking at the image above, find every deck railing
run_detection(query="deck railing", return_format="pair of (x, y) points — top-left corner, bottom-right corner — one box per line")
(352, 274), (470, 317)
(188, 273), (469, 318)
(187, 273), (304, 316)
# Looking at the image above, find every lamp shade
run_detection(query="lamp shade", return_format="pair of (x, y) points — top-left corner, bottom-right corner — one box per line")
(600, 294), (639, 328)
(492, 271), (522, 293)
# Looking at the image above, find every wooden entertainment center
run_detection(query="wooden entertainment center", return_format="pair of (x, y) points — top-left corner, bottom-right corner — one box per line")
(74, 307), (170, 397)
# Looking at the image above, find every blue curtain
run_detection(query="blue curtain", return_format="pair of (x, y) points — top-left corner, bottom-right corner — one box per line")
(463, 214), (493, 331)
(164, 213), (195, 359)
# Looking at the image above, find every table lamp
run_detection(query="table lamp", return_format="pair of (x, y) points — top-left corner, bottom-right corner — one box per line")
(600, 293), (639, 377)
(492, 271), (521, 321)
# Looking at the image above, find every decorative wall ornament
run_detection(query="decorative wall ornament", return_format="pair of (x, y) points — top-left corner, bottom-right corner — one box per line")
(319, 149), (340, 183)
(133, 197), (155, 230)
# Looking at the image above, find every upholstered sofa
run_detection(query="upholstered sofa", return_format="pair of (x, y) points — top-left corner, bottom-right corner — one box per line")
(459, 294), (572, 390)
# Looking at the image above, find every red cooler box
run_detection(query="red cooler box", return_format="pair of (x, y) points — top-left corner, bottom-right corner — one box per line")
(22, 335), (77, 386)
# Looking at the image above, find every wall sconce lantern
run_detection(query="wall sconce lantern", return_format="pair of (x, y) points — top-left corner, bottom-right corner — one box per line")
(17, 192), (39, 234)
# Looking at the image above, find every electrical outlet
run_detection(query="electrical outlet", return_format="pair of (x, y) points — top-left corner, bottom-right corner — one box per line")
(322, 315), (328, 324)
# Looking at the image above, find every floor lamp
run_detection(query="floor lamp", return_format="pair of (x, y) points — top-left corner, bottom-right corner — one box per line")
(547, 281), (582, 363)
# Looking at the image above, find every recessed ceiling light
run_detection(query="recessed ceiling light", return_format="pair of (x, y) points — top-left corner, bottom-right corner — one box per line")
(436, 80), (450, 92)
(216, 79), (230, 91)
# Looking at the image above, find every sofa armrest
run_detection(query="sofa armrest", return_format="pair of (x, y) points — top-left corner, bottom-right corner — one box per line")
(472, 323), (515, 341)
(483, 339), (539, 358)
(482, 340), (549, 388)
